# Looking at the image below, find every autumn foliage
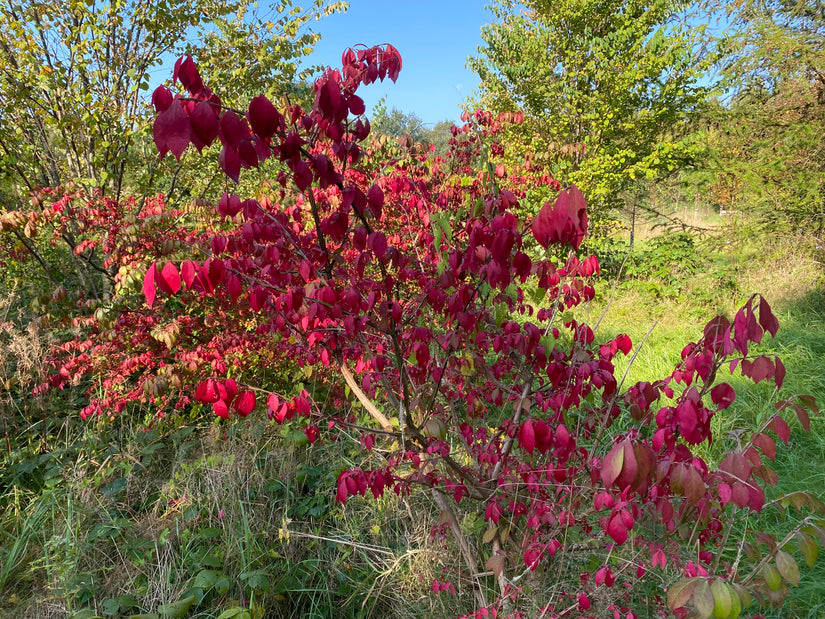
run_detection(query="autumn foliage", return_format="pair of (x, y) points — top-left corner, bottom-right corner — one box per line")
(36, 45), (825, 618)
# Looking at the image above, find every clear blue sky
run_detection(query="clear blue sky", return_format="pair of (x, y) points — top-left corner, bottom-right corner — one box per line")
(301, 1), (496, 126)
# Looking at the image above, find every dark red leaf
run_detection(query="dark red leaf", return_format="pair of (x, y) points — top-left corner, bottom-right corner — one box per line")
(248, 94), (282, 139)
(151, 85), (173, 112)
(793, 403), (811, 432)
(759, 296), (779, 337)
(219, 111), (250, 150)
(219, 145), (241, 182)
(747, 355), (775, 384)
(153, 101), (191, 160)
(711, 383), (735, 410)
(752, 432), (777, 460)
(367, 184), (384, 218)
(519, 420), (536, 454)
(348, 94), (365, 116)
(772, 415), (791, 444)
(237, 139), (259, 168)
(189, 101), (220, 147)
(292, 161), (313, 191)
(367, 231), (387, 260)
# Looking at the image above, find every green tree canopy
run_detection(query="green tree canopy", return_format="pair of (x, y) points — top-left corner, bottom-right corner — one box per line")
(697, 0), (825, 233)
(469, 0), (709, 219)
(0, 0), (345, 201)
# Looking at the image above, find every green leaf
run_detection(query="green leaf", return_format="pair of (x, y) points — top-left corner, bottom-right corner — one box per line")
(157, 595), (196, 617)
(796, 530), (819, 568)
(775, 550), (800, 586)
(710, 579), (734, 618)
(192, 569), (219, 589)
(693, 579), (715, 619)
(667, 578), (698, 610)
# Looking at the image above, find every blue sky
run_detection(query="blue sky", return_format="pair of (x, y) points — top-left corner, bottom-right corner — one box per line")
(301, 1), (496, 126)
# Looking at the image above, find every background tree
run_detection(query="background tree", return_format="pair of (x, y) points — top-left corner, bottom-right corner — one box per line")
(0, 0), (344, 201)
(0, 0), (343, 302)
(370, 101), (454, 153)
(469, 0), (709, 222)
(695, 0), (825, 235)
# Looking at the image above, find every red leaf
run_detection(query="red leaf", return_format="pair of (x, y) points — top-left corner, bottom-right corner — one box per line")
(607, 511), (628, 545)
(181, 260), (199, 289)
(292, 160), (313, 191)
(160, 262), (181, 295)
(143, 263), (158, 307)
(206, 258), (226, 287)
(772, 415), (791, 444)
(367, 184), (384, 217)
(531, 185), (588, 250)
(237, 139), (259, 168)
(336, 473), (349, 503)
(710, 383), (735, 410)
(249, 287), (266, 312)
(759, 296), (779, 337)
(175, 55), (204, 95)
(774, 356), (786, 388)
(233, 391), (255, 417)
(151, 85), (173, 112)
(752, 432), (777, 460)
(744, 355), (774, 384)
(616, 333), (632, 355)
(195, 379), (220, 404)
(794, 403), (811, 432)
(213, 399), (229, 419)
(219, 111), (250, 150)
(717, 482), (732, 506)
(248, 94), (282, 139)
(367, 231), (387, 260)
(347, 94), (365, 116)
(219, 145), (241, 182)
(225, 273), (242, 301)
(519, 420), (536, 454)
(299, 259), (313, 282)
(601, 441), (625, 487)
(153, 101), (191, 160)
(189, 101), (219, 147)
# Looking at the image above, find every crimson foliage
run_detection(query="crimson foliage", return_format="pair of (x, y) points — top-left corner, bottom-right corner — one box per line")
(41, 45), (823, 617)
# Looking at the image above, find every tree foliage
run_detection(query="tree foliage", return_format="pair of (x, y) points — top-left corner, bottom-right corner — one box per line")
(469, 0), (709, 218)
(697, 0), (825, 233)
(0, 0), (345, 200)
(0, 0), (344, 303)
(370, 102), (454, 154)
